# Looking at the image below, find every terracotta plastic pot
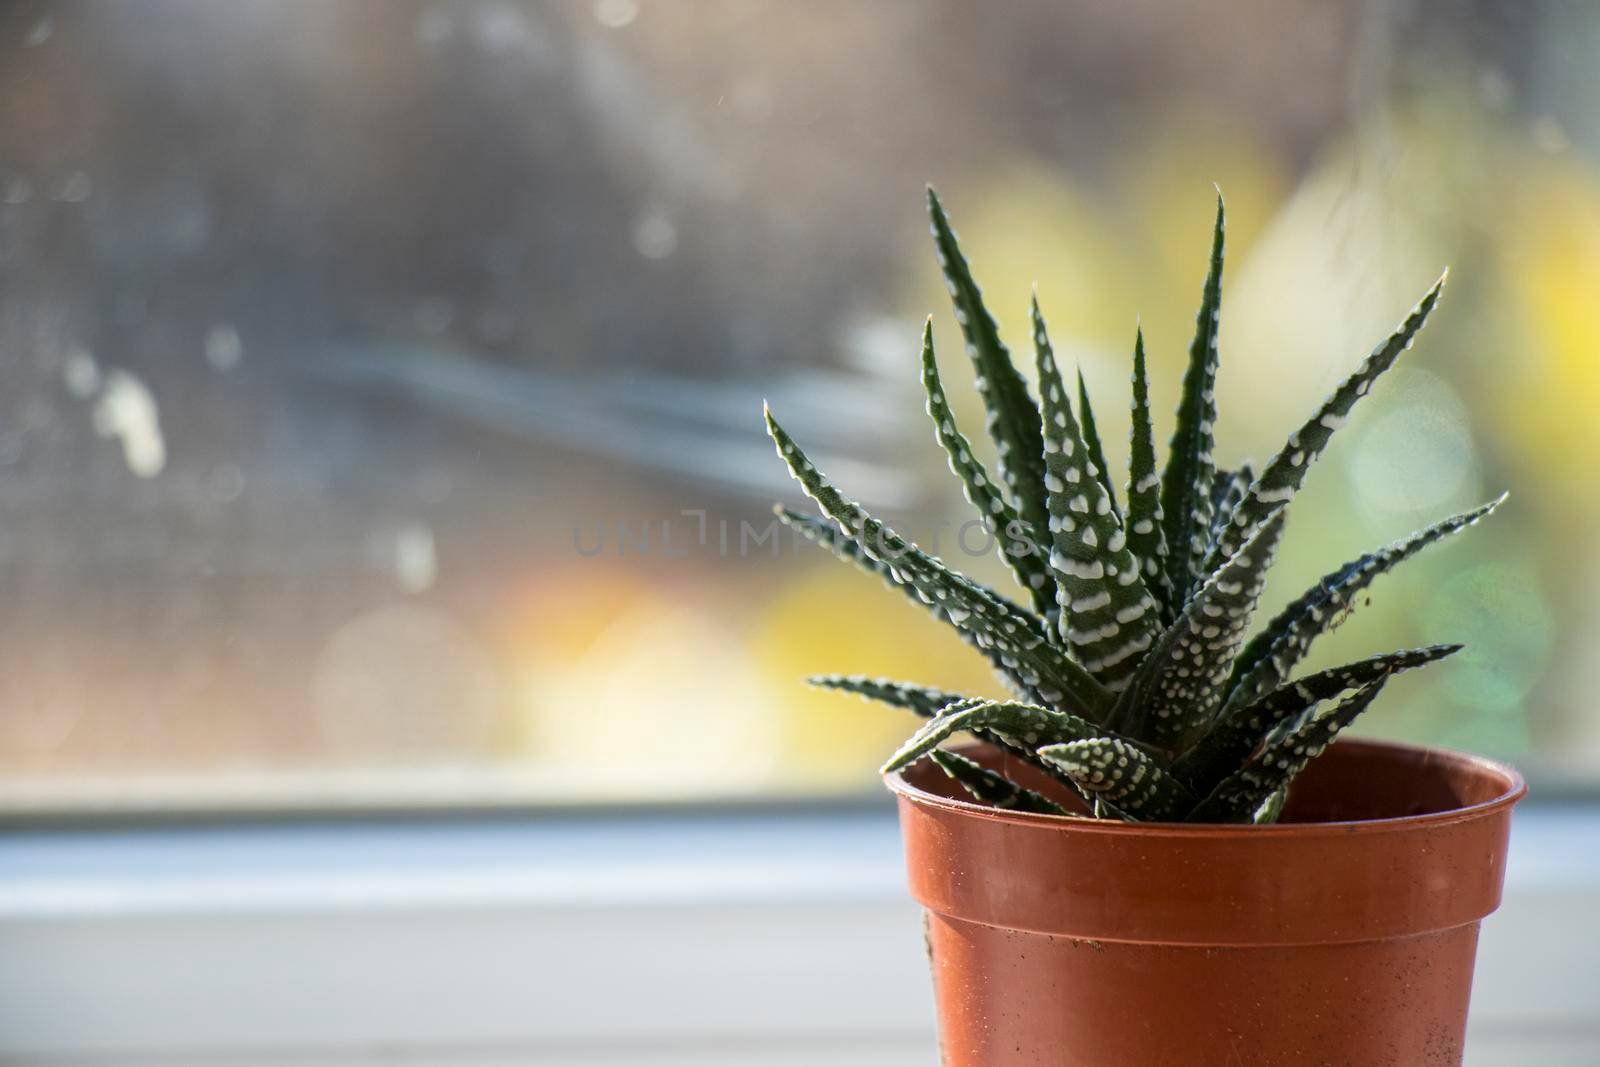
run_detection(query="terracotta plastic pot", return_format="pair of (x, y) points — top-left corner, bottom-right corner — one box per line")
(887, 736), (1525, 1067)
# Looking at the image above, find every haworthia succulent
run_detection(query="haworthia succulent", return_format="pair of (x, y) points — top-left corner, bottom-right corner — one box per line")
(1123, 327), (1173, 620)
(1037, 737), (1197, 822)
(929, 750), (1069, 815)
(881, 699), (1100, 774)
(1205, 275), (1447, 572)
(1208, 464), (1253, 549)
(1159, 194), (1225, 607)
(1114, 510), (1287, 749)
(926, 188), (1051, 541)
(766, 407), (1113, 718)
(1032, 298), (1162, 692)
(1187, 677), (1389, 823)
(778, 508), (1044, 703)
(919, 319), (1054, 615)
(1226, 495), (1504, 711)
(806, 674), (977, 719)
(1171, 644), (1461, 793)
(1076, 366), (1120, 522)
(764, 186), (1501, 823)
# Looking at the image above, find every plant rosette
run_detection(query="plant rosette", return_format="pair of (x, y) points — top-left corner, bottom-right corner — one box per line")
(766, 188), (1524, 1065)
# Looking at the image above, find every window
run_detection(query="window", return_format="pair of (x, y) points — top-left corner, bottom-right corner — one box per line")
(0, 1), (1596, 813)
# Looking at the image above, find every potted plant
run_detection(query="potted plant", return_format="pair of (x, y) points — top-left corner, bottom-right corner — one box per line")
(764, 188), (1525, 1066)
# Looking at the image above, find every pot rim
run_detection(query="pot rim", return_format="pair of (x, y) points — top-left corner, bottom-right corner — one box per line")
(884, 735), (1526, 837)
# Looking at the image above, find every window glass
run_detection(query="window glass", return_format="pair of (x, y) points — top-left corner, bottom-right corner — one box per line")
(1, 1), (1595, 809)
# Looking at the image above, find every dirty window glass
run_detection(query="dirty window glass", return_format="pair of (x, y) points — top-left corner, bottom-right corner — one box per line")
(0, 1), (1594, 811)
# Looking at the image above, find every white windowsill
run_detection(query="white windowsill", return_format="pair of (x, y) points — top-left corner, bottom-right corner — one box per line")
(0, 804), (1596, 1066)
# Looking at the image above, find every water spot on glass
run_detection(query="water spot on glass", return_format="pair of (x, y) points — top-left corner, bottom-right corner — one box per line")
(1476, 68), (1513, 111)
(1, 175), (30, 204)
(204, 324), (243, 372)
(208, 463), (245, 503)
(24, 15), (52, 47)
(633, 213), (677, 259)
(92, 369), (166, 478)
(472, 1), (550, 63)
(394, 521), (438, 593)
(594, 0), (639, 29)
(62, 348), (101, 399)
(1532, 116), (1570, 153)
(53, 172), (92, 203)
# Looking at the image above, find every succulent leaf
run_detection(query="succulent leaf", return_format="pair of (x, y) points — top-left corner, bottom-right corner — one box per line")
(1206, 275), (1447, 571)
(778, 508), (1045, 702)
(926, 188), (1051, 541)
(1032, 298), (1162, 691)
(1076, 366), (1120, 521)
(767, 408), (1113, 718)
(1159, 194), (1225, 605)
(919, 319), (1055, 614)
(1172, 644), (1461, 793)
(1114, 510), (1287, 749)
(929, 750), (1070, 815)
(808, 672), (1089, 792)
(1253, 786), (1290, 824)
(881, 699), (1100, 774)
(1037, 737), (1197, 822)
(1123, 327), (1174, 619)
(806, 674), (977, 719)
(1208, 464), (1253, 549)
(1226, 495), (1504, 711)
(1187, 677), (1389, 823)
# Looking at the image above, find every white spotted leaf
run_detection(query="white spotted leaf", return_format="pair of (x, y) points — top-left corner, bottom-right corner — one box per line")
(1033, 297), (1162, 691)
(926, 188), (1051, 542)
(1159, 195), (1225, 606)
(919, 319), (1054, 614)
(1204, 275), (1446, 574)
(1037, 737), (1196, 822)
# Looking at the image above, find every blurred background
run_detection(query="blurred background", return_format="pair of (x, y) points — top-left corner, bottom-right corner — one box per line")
(1, 0), (1597, 812)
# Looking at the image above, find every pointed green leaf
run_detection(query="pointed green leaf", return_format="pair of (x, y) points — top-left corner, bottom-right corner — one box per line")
(929, 750), (1070, 815)
(1207, 464), (1252, 550)
(920, 318), (1054, 614)
(1253, 786), (1289, 824)
(1206, 274), (1447, 572)
(778, 508), (1044, 702)
(1123, 327), (1174, 620)
(767, 407), (1113, 718)
(881, 699), (1100, 774)
(807, 671), (1088, 791)
(777, 506), (1057, 705)
(806, 674), (976, 719)
(1172, 644), (1461, 793)
(1159, 194), (1226, 605)
(1037, 738), (1197, 822)
(1187, 677), (1388, 823)
(1115, 510), (1288, 749)
(1227, 495), (1503, 710)
(926, 187), (1050, 539)
(1032, 298), (1162, 692)
(1076, 366), (1120, 521)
